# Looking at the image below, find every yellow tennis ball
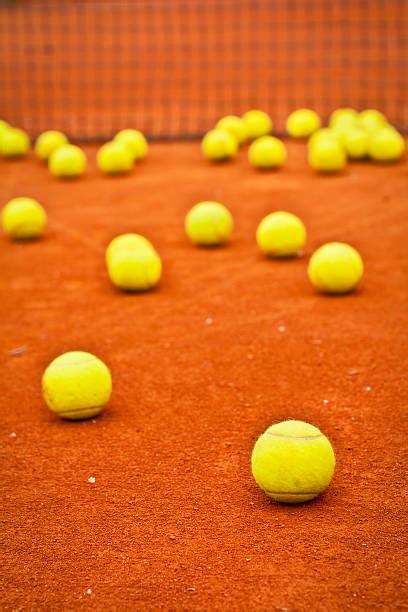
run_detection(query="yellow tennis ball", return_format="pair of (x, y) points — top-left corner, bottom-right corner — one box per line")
(106, 233), (155, 263)
(0, 127), (30, 157)
(340, 126), (370, 159)
(106, 237), (162, 291)
(0, 119), (10, 135)
(201, 129), (238, 162)
(308, 242), (363, 294)
(368, 126), (405, 162)
(328, 108), (358, 129)
(287, 109), (321, 138)
(114, 129), (148, 161)
(216, 115), (247, 144)
(358, 109), (387, 133)
(185, 201), (233, 246)
(308, 138), (346, 173)
(97, 141), (133, 174)
(256, 211), (306, 257)
(248, 136), (286, 169)
(1, 197), (47, 240)
(49, 144), (86, 178)
(251, 420), (336, 504)
(35, 130), (68, 161)
(42, 351), (112, 420)
(242, 110), (273, 139)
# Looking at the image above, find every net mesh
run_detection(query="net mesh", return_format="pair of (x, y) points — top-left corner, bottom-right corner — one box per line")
(1, 0), (407, 141)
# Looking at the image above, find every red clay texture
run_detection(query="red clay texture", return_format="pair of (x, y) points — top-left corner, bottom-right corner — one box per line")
(1, 141), (407, 610)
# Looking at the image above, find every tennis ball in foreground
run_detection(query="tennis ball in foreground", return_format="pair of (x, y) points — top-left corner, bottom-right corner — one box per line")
(242, 110), (272, 139)
(185, 201), (233, 246)
(308, 242), (363, 294)
(97, 141), (133, 174)
(0, 127), (30, 157)
(201, 129), (238, 161)
(35, 130), (68, 161)
(368, 127), (405, 162)
(251, 420), (335, 504)
(42, 351), (112, 420)
(216, 115), (247, 144)
(287, 109), (321, 138)
(256, 211), (306, 257)
(1, 197), (47, 240)
(114, 129), (148, 161)
(308, 138), (346, 173)
(106, 234), (161, 291)
(248, 136), (286, 169)
(49, 144), (86, 178)
(358, 109), (387, 133)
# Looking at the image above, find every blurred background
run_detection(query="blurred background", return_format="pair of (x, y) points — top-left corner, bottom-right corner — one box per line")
(1, 0), (407, 141)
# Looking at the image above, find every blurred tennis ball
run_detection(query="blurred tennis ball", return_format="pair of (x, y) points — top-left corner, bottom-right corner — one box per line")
(49, 144), (86, 178)
(308, 242), (363, 294)
(308, 138), (346, 173)
(216, 115), (247, 144)
(0, 119), (11, 135)
(358, 109), (388, 133)
(0, 127), (30, 158)
(35, 130), (68, 161)
(340, 126), (369, 159)
(328, 108), (358, 129)
(242, 110), (273, 140)
(185, 201), (233, 246)
(1, 197), (47, 240)
(248, 136), (286, 169)
(42, 351), (112, 420)
(368, 126), (405, 162)
(287, 109), (321, 138)
(201, 129), (238, 162)
(114, 129), (148, 162)
(97, 141), (133, 174)
(256, 211), (306, 257)
(106, 233), (161, 291)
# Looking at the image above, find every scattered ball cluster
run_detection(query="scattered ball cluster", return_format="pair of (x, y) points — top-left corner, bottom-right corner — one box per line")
(1, 105), (405, 504)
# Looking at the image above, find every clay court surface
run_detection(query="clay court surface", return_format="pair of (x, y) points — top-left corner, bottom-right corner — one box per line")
(1, 142), (407, 610)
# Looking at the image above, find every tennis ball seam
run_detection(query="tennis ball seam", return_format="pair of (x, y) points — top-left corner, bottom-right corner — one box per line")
(265, 433), (323, 440)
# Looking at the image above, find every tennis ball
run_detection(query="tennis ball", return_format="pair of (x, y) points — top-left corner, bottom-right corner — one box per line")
(114, 129), (148, 161)
(256, 211), (306, 257)
(1, 197), (47, 240)
(329, 108), (358, 129)
(251, 420), (335, 504)
(309, 128), (341, 148)
(49, 144), (86, 178)
(340, 126), (369, 159)
(0, 119), (10, 135)
(106, 233), (155, 263)
(248, 136), (286, 169)
(287, 109), (321, 138)
(35, 130), (68, 161)
(308, 138), (346, 173)
(42, 351), (112, 420)
(216, 115), (247, 144)
(97, 141), (133, 174)
(185, 201), (233, 246)
(242, 110), (273, 139)
(308, 242), (363, 294)
(368, 126), (405, 162)
(358, 109), (387, 133)
(0, 127), (30, 157)
(201, 129), (238, 161)
(106, 235), (161, 291)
